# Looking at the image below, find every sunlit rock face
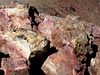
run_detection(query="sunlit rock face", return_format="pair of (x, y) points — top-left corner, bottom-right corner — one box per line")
(89, 58), (100, 75)
(0, 29), (47, 59)
(53, 14), (93, 55)
(0, 29), (48, 75)
(0, 2), (48, 75)
(0, 1), (31, 31)
(0, 1), (99, 75)
(0, 1), (48, 59)
(88, 25), (100, 75)
(42, 45), (76, 75)
(38, 14), (94, 75)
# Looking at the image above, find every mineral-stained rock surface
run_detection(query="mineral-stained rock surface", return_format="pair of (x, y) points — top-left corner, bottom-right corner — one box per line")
(88, 25), (100, 75)
(39, 14), (94, 75)
(1, 58), (29, 75)
(0, 29), (47, 59)
(0, 0), (100, 26)
(0, 1), (31, 31)
(53, 15), (93, 55)
(0, 2), (48, 75)
(0, 29), (48, 75)
(42, 45), (76, 75)
(92, 26), (100, 56)
(0, 1), (99, 75)
(89, 57), (100, 75)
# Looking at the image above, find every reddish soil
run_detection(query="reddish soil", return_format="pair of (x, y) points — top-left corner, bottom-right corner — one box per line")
(0, 0), (99, 26)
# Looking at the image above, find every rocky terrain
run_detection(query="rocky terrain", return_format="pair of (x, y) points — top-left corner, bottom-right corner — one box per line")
(0, 1), (100, 75)
(0, 0), (99, 26)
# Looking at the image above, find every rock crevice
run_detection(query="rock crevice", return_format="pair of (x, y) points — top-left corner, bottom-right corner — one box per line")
(0, 1), (99, 75)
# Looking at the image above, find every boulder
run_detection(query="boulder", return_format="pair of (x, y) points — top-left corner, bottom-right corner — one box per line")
(0, 2), (48, 75)
(40, 14), (94, 75)
(88, 25), (100, 75)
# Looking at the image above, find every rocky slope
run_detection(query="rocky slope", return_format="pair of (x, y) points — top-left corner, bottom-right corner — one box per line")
(0, 0), (99, 26)
(0, 1), (100, 75)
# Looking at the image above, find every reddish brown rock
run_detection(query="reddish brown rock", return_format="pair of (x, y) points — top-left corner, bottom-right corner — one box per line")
(42, 45), (76, 75)
(0, 2), (48, 75)
(1, 58), (29, 75)
(51, 30), (63, 48)
(0, 1), (99, 75)
(38, 17), (55, 41)
(40, 14), (94, 75)
(89, 58), (100, 75)
(92, 25), (100, 51)
(0, 2), (31, 74)
(37, 13), (63, 41)
(88, 26), (100, 75)
(92, 26), (100, 39)
(0, 1), (31, 31)
(94, 38), (100, 54)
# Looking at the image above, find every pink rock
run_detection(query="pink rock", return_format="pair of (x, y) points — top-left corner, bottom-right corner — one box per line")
(4, 41), (24, 58)
(92, 26), (100, 38)
(1, 57), (29, 75)
(94, 38), (100, 51)
(92, 26), (100, 56)
(42, 45), (77, 75)
(40, 14), (93, 75)
(0, 2), (32, 75)
(0, 11), (12, 31)
(0, 6), (31, 31)
(38, 18), (54, 41)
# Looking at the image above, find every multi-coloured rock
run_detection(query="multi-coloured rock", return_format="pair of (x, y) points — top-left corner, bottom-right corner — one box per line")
(92, 25), (100, 51)
(38, 13), (63, 41)
(0, 2), (48, 75)
(0, 1), (99, 75)
(0, 1), (31, 31)
(88, 25), (100, 75)
(1, 58), (29, 75)
(92, 26), (100, 38)
(53, 14), (93, 52)
(40, 14), (94, 75)
(42, 45), (76, 75)
(0, 29), (47, 59)
(0, 29), (48, 75)
(89, 58), (100, 75)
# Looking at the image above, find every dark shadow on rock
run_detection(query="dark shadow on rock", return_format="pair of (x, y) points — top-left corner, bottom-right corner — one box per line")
(0, 52), (9, 75)
(0, 52), (9, 67)
(29, 41), (58, 75)
(0, 70), (4, 75)
(84, 44), (98, 75)
(70, 7), (76, 12)
(91, 44), (98, 58)
(29, 6), (39, 29)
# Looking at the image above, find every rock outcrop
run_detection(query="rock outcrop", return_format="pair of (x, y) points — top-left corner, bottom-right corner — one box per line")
(88, 25), (100, 75)
(39, 14), (94, 75)
(0, 2), (48, 75)
(0, 1), (99, 75)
